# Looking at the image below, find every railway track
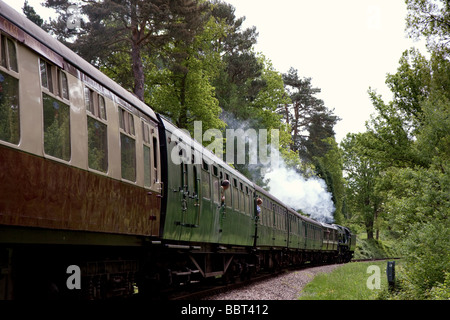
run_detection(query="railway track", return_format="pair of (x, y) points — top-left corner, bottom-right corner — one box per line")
(168, 262), (336, 300)
(168, 271), (280, 300)
(351, 257), (401, 262)
(168, 257), (401, 300)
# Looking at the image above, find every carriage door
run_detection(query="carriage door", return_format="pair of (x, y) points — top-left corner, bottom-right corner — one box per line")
(179, 158), (189, 241)
(179, 147), (202, 242)
(303, 223), (308, 249)
(186, 149), (202, 241)
(142, 119), (161, 237)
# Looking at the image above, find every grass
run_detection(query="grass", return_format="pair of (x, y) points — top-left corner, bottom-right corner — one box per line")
(298, 261), (393, 300)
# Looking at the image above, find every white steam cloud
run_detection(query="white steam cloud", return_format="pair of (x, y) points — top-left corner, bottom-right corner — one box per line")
(265, 156), (335, 224)
(220, 111), (335, 223)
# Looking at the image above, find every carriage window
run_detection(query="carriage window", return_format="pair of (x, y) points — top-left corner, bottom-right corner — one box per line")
(212, 175), (219, 204)
(6, 38), (17, 72)
(212, 166), (219, 203)
(142, 121), (151, 187)
(245, 189), (251, 215)
(60, 71), (69, 100)
(87, 116), (108, 172)
(0, 36), (6, 68)
(40, 60), (51, 91)
(87, 118), (107, 173)
(239, 183), (245, 213)
(142, 120), (159, 188)
(144, 144), (151, 187)
(43, 93), (70, 161)
(193, 166), (199, 197)
(120, 133), (136, 181)
(84, 87), (94, 113)
(225, 183), (232, 208)
(119, 108), (135, 135)
(233, 185), (239, 211)
(40, 58), (69, 100)
(119, 108), (136, 181)
(98, 95), (106, 119)
(153, 137), (158, 174)
(0, 70), (20, 144)
(86, 87), (108, 172)
(0, 34), (18, 72)
(85, 87), (106, 120)
(201, 169), (210, 199)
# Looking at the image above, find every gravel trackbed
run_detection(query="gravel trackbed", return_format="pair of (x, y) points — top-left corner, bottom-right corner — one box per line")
(206, 264), (344, 300)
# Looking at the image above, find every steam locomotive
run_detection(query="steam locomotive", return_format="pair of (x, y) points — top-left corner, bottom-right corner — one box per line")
(0, 1), (355, 299)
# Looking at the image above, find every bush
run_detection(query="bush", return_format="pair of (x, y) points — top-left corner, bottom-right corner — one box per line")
(353, 237), (397, 260)
(428, 272), (450, 300)
(380, 220), (450, 299)
(401, 221), (450, 296)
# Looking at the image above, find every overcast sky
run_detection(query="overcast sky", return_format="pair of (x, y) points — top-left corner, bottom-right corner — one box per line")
(224, 0), (428, 142)
(3, 0), (428, 142)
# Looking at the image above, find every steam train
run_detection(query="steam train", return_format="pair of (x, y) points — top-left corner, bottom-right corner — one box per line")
(0, 1), (355, 299)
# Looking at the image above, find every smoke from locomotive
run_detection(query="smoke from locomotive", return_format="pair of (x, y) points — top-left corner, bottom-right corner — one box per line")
(265, 155), (335, 223)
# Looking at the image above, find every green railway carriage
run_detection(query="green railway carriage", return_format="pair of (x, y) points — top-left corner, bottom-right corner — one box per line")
(158, 116), (256, 247)
(301, 215), (323, 251)
(286, 207), (304, 250)
(254, 185), (288, 249)
(218, 168), (255, 246)
(320, 223), (339, 252)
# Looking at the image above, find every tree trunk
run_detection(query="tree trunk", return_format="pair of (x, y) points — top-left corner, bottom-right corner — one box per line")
(131, 33), (145, 101)
(366, 220), (374, 239)
(177, 73), (188, 128)
(130, 4), (145, 102)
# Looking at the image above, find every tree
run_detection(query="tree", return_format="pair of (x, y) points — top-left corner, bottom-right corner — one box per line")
(376, 90), (450, 298)
(22, 0), (46, 29)
(406, 0), (450, 54)
(147, 14), (226, 133)
(279, 68), (339, 160)
(44, 0), (208, 101)
(222, 55), (293, 186)
(313, 137), (346, 224)
(354, 8), (450, 294)
(210, 1), (263, 120)
(279, 68), (341, 208)
(341, 133), (383, 240)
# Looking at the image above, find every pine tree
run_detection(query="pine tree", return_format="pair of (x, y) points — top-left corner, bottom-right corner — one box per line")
(22, 0), (47, 30)
(44, 0), (208, 102)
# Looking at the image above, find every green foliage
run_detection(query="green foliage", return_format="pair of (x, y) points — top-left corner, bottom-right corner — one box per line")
(22, 0), (45, 28)
(299, 261), (389, 300)
(280, 68), (339, 159)
(340, 2), (450, 299)
(353, 237), (397, 260)
(428, 272), (450, 300)
(405, 0), (450, 54)
(313, 137), (346, 224)
(341, 132), (383, 239)
(401, 220), (450, 297)
(350, 42), (450, 301)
